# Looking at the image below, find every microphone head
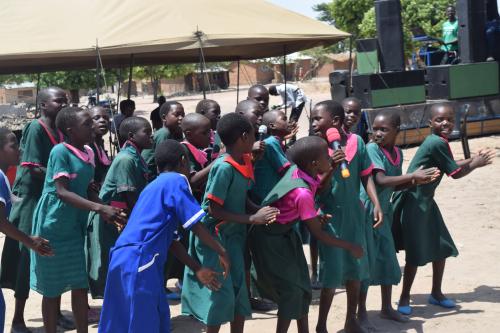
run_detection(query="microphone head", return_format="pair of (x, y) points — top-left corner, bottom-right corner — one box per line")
(258, 125), (268, 135)
(326, 128), (341, 143)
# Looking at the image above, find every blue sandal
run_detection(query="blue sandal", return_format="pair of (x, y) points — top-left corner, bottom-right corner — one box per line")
(428, 295), (456, 308)
(397, 304), (412, 315)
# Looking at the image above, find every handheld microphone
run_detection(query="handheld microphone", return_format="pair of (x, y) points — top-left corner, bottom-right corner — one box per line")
(326, 128), (350, 178)
(258, 125), (267, 141)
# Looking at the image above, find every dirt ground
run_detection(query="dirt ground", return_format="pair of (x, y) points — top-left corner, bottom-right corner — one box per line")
(2, 81), (500, 332)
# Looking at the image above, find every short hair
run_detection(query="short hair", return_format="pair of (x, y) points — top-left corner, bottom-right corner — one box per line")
(375, 110), (401, 128)
(342, 97), (362, 108)
(430, 102), (455, 118)
(118, 116), (150, 143)
(287, 136), (328, 171)
(119, 99), (135, 112)
(56, 106), (86, 136)
(0, 128), (14, 149)
(159, 101), (183, 118)
(248, 84), (268, 96)
(268, 85), (278, 95)
(158, 96), (166, 104)
(195, 99), (219, 114)
(181, 113), (210, 132)
(216, 113), (253, 146)
(262, 110), (284, 127)
(155, 139), (186, 171)
(235, 99), (260, 114)
(315, 100), (345, 122)
(37, 87), (65, 108)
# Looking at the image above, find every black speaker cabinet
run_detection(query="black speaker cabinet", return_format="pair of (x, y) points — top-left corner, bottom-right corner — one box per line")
(375, 0), (405, 72)
(329, 70), (350, 103)
(457, 0), (487, 63)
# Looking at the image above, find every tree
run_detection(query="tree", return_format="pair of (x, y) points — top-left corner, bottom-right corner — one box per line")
(313, 0), (373, 38)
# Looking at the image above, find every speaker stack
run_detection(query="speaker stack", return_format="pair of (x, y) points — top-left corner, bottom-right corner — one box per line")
(375, 0), (405, 72)
(457, 0), (487, 63)
(329, 70), (350, 103)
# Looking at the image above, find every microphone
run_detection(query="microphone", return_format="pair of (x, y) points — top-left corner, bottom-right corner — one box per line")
(258, 125), (267, 141)
(326, 128), (350, 178)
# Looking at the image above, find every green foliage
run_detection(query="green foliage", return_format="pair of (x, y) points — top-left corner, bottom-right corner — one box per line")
(314, 0), (373, 37)
(132, 64), (196, 81)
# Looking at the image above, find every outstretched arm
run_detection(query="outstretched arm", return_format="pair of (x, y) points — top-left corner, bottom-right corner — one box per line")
(451, 149), (495, 179)
(361, 175), (383, 228)
(208, 201), (278, 225)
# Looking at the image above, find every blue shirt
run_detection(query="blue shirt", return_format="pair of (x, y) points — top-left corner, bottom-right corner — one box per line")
(0, 170), (12, 215)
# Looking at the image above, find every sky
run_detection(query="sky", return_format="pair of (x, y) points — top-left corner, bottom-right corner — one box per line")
(267, 0), (325, 20)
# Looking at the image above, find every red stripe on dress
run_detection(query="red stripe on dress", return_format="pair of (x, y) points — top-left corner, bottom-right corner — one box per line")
(207, 193), (224, 206)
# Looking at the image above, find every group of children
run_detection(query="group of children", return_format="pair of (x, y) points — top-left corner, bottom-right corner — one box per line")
(0, 84), (495, 333)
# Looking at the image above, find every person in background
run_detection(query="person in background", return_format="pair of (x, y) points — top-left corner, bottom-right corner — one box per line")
(111, 99), (135, 136)
(269, 84), (307, 123)
(440, 6), (459, 64)
(150, 96), (167, 131)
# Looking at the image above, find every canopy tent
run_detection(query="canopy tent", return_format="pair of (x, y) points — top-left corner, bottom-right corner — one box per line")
(0, 0), (349, 74)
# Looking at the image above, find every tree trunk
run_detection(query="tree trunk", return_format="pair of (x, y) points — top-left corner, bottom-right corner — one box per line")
(69, 89), (80, 105)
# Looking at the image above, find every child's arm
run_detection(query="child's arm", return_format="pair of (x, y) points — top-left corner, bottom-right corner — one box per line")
(191, 222), (231, 278)
(169, 240), (222, 290)
(208, 201), (278, 225)
(375, 167), (441, 190)
(55, 178), (126, 224)
(303, 217), (363, 258)
(0, 205), (53, 256)
(318, 149), (345, 192)
(190, 160), (215, 190)
(361, 175), (383, 228)
(451, 149), (495, 179)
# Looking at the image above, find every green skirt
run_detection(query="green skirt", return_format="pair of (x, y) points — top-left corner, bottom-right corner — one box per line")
(181, 226), (251, 326)
(248, 222), (311, 320)
(0, 194), (39, 298)
(86, 211), (119, 298)
(396, 192), (458, 266)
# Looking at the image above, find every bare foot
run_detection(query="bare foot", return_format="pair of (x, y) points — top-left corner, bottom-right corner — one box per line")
(11, 322), (32, 333)
(380, 308), (410, 323)
(358, 311), (377, 331)
(345, 318), (368, 333)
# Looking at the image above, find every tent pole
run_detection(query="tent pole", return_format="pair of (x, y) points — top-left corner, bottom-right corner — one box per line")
(127, 54), (134, 99)
(237, 59), (240, 103)
(283, 45), (287, 116)
(199, 48), (206, 99)
(35, 72), (41, 118)
(348, 35), (354, 95)
(96, 45), (100, 104)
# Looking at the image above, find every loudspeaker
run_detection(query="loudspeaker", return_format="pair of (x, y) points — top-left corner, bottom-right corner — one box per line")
(329, 70), (350, 102)
(375, 0), (405, 72)
(426, 62), (499, 99)
(356, 39), (379, 74)
(457, 0), (487, 63)
(352, 70), (426, 108)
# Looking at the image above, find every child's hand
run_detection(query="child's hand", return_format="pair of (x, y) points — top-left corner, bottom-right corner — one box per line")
(372, 204), (384, 228)
(475, 148), (496, 167)
(29, 236), (53, 257)
(412, 166), (441, 185)
(88, 181), (101, 194)
(330, 149), (346, 169)
(98, 205), (128, 226)
(284, 121), (299, 140)
(348, 243), (364, 259)
(250, 206), (280, 225)
(218, 251), (231, 279)
(195, 267), (222, 291)
(318, 214), (332, 226)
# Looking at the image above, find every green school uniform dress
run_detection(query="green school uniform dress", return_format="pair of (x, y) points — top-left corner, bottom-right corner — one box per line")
(142, 127), (179, 178)
(249, 166), (319, 320)
(250, 135), (291, 205)
(182, 154), (253, 326)
(91, 142), (111, 185)
(0, 119), (63, 299)
(393, 134), (460, 266)
(317, 133), (373, 288)
(30, 143), (95, 297)
(360, 143), (402, 286)
(87, 141), (148, 298)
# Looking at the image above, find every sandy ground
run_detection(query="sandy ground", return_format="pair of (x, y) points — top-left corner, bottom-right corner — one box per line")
(2, 81), (500, 332)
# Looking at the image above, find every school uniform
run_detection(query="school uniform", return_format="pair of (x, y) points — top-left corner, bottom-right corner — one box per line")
(30, 143), (95, 297)
(0, 119), (63, 298)
(87, 141), (148, 298)
(317, 133), (373, 288)
(91, 141), (111, 185)
(360, 143), (402, 286)
(0, 168), (14, 331)
(182, 154), (253, 325)
(393, 134), (460, 266)
(249, 166), (318, 320)
(142, 127), (177, 178)
(98, 172), (205, 333)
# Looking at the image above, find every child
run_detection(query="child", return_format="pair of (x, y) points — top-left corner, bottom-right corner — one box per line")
(0, 127), (54, 332)
(358, 111), (440, 326)
(87, 116), (153, 299)
(395, 103), (495, 315)
(111, 99), (135, 136)
(0, 87), (69, 332)
(142, 101), (184, 177)
(182, 113), (279, 333)
(249, 136), (363, 333)
(196, 99), (222, 161)
(342, 97), (362, 134)
(247, 84), (270, 112)
(30, 107), (125, 333)
(98, 139), (230, 333)
(90, 106), (111, 185)
(236, 99), (266, 157)
(312, 100), (383, 333)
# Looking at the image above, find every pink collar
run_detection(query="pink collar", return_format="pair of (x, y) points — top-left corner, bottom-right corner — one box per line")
(380, 146), (401, 166)
(182, 141), (208, 167)
(293, 167), (320, 195)
(344, 133), (358, 163)
(93, 143), (111, 166)
(38, 119), (64, 145)
(63, 143), (95, 167)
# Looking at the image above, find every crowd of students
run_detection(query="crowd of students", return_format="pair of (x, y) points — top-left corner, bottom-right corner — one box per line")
(0, 84), (495, 333)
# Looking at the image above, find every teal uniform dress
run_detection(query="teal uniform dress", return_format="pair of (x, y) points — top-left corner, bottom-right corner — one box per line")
(360, 143), (402, 286)
(30, 143), (95, 297)
(0, 119), (63, 299)
(142, 127), (180, 178)
(317, 133), (373, 288)
(90, 141), (111, 185)
(87, 141), (148, 298)
(393, 134), (460, 266)
(182, 154), (253, 325)
(250, 135), (291, 205)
